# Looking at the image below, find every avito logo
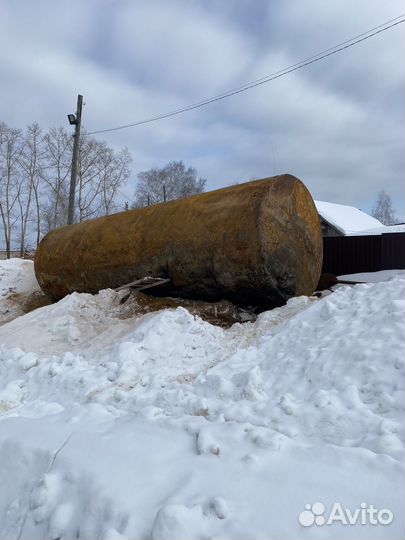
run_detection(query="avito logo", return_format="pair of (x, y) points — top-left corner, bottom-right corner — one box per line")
(298, 502), (394, 527)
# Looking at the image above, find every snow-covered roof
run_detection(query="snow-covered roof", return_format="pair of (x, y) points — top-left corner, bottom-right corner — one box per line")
(348, 224), (405, 236)
(315, 200), (383, 236)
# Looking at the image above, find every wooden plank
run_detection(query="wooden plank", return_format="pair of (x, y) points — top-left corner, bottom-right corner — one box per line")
(115, 277), (170, 292)
(138, 278), (171, 291)
(115, 278), (152, 290)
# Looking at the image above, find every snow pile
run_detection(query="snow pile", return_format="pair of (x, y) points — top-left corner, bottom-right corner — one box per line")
(0, 258), (43, 325)
(315, 200), (384, 235)
(0, 260), (404, 539)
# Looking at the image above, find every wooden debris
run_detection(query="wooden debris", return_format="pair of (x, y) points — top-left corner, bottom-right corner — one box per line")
(115, 277), (170, 292)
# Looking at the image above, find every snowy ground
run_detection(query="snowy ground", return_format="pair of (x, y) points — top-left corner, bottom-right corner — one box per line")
(0, 260), (404, 539)
(0, 258), (44, 326)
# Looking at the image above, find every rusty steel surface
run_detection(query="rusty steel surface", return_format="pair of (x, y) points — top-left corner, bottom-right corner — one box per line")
(34, 174), (323, 308)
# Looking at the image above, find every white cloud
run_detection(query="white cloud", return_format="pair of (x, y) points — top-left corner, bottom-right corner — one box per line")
(0, 0), (403, 217)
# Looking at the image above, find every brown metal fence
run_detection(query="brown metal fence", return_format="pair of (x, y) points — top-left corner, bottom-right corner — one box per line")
(322, 232), (405, 276)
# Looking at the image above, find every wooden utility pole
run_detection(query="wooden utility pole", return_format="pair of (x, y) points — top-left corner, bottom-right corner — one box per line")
(67, 94), (83, 225)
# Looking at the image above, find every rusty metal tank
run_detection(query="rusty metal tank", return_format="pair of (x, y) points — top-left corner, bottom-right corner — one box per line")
(34, 174), (323, 308)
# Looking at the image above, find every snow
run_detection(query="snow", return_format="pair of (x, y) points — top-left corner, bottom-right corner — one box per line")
(0, 258), (42, 325)
(339, 269), (405, 283)
(0, 260), (404, 539)
(349, 224), (405, 235)
(315, 200), (384, 235)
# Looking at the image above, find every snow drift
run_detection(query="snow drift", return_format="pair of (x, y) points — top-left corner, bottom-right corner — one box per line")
(0, 260), (403, 539)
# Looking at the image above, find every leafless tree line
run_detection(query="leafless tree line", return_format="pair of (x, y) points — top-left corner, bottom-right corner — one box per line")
(0, 121), (131, 257)
(133, 160), (206, 207)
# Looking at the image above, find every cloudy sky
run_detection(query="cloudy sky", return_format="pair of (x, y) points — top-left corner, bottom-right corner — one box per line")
(1, 0), (404, 217)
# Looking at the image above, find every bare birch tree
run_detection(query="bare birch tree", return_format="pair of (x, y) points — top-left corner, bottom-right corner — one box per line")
(372, 190), (397, 225)
(40, 127), (71, 232)
(133, 160), (206, 207)
(76, 136), (131, 221)
(17, 123), (45, 252)
(99, 147), (131, 216)
(0, 123), (23, 257)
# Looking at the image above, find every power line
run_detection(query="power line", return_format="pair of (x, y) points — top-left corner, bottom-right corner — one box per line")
(87, 15), (404, 136)
(118, 188), (132, 201)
